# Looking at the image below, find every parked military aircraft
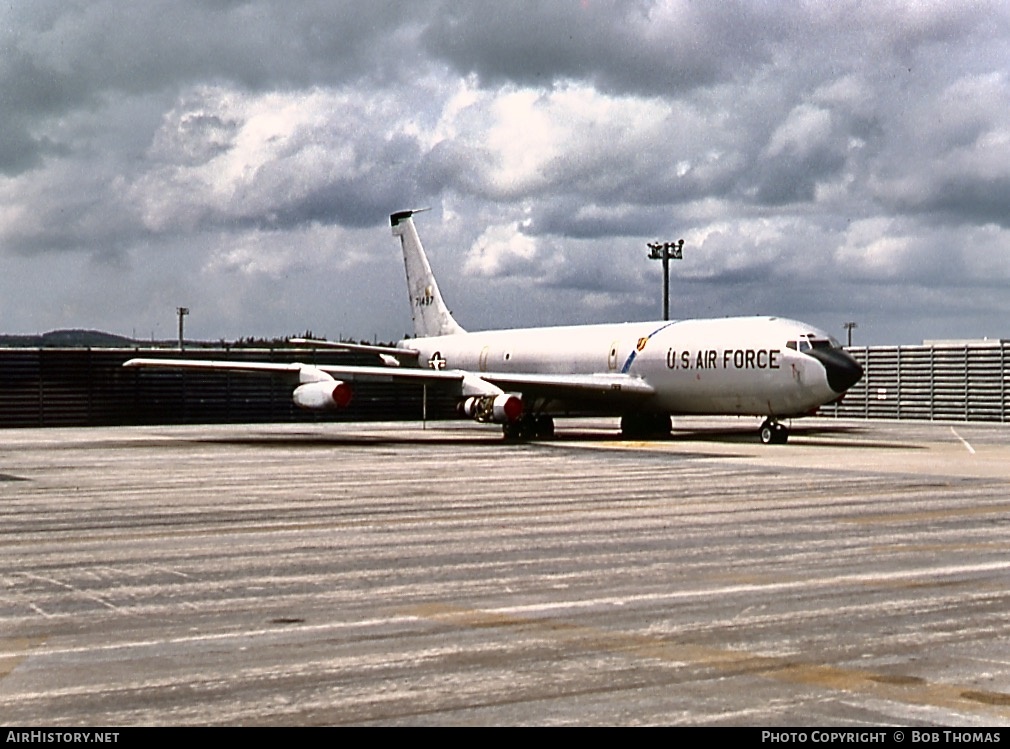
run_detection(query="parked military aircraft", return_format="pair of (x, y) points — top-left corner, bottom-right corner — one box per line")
(124, 210), (863, 443)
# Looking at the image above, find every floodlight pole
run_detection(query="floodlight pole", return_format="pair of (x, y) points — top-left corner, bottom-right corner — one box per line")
(843, 321), (857, 347)
(647, 240), (684, 321)
(177, 307), (189, 351)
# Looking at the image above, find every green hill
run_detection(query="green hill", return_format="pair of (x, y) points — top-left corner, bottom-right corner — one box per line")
(0, 329), (137, 348)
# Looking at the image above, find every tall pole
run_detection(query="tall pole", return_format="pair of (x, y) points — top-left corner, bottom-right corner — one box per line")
(843, 321), (857, 347)
(662, 251), (669, 322)
(177, 307), (189, 351)
(647, 240), (684, 321)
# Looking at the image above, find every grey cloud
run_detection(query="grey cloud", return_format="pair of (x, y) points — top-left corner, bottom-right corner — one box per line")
(2, 1), (1010, 345)
(528, 201), (672, 240)
(12, 1), (425, 95)
(422, 1), (775, 96)
(0, 124), (52, 175)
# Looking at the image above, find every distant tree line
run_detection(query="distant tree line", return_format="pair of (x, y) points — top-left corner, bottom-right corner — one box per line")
(0, 329), (401, 349)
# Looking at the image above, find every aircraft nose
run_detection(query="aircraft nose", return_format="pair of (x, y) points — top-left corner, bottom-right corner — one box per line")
(808, 347), (864, 394)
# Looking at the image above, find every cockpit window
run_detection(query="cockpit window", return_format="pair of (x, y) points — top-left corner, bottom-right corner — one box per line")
(787, 334), (839, 353)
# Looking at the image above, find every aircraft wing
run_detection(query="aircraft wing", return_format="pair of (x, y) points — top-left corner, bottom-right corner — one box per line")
(122, 357), (456, 385)
(123, 358), (655, 400)
(124, 359), (306, 376)
(315, 364), (656, 399)
(476, 371), (655, 399)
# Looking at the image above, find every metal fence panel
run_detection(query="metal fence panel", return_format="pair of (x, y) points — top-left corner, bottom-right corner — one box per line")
(0, 348), (458, 428)
(822, 341), (1010, 423)
(2, 342), (1009, 427)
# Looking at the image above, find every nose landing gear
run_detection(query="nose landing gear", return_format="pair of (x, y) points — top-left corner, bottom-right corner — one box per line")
(760, 419), (789, 444)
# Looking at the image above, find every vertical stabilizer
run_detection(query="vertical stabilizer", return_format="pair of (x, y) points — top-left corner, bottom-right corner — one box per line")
(390, 210), (466, 338)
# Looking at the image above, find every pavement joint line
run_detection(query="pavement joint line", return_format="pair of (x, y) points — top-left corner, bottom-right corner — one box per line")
(406, 603), (1010, 719)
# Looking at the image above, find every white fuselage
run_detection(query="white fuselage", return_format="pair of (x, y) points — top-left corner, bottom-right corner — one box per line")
(399, 315), (840, 418)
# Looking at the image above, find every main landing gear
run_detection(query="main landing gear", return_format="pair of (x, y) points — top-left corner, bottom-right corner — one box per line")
(503, 414), (555, 440)
(620, 413), (672, 439)
(759, 418), (789, 444)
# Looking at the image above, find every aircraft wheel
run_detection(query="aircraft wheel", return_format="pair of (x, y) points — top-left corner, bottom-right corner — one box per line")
(534, 415), (555, 438)
(620, 414), (645, 438)
(502, 422), (523, 441)
(503, 415), (555, 441)
(621, 413), (671, 439)
(759, 420), (789, 444)
(653, 414), (672, 438)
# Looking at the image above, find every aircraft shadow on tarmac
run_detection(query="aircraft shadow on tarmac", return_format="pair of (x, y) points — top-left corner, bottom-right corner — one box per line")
(665, 423), (921, 450)
(183, 422), (917, 451)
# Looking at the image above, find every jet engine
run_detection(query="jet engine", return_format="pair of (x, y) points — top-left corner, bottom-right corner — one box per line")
(292, 380), (352, 410)
(460, 393), (522, 424)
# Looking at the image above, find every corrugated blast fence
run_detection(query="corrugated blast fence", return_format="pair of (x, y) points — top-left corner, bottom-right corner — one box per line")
(0, 348), (452, 428)
(1, 343), (1008, 428)
(821, 341), (1010, 422)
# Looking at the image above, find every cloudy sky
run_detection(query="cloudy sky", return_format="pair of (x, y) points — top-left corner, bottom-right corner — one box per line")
(2, 1), (1009, 346)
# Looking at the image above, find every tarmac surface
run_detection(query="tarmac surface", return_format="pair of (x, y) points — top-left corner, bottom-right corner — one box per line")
(2, 416), (1010, 726)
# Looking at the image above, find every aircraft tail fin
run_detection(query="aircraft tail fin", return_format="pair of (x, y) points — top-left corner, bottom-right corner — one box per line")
(390, 210), (466, 338)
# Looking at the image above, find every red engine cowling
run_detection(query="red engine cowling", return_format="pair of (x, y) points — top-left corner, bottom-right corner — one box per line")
(460, 393), (522, 424)
(292, 380), (352, 410)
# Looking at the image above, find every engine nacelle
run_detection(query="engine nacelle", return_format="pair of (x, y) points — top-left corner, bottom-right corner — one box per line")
(292, 380), (352, 410)
(460, 393), (522, 424)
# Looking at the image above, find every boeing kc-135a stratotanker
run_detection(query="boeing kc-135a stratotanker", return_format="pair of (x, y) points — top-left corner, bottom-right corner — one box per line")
(124, 209), (863, 444)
